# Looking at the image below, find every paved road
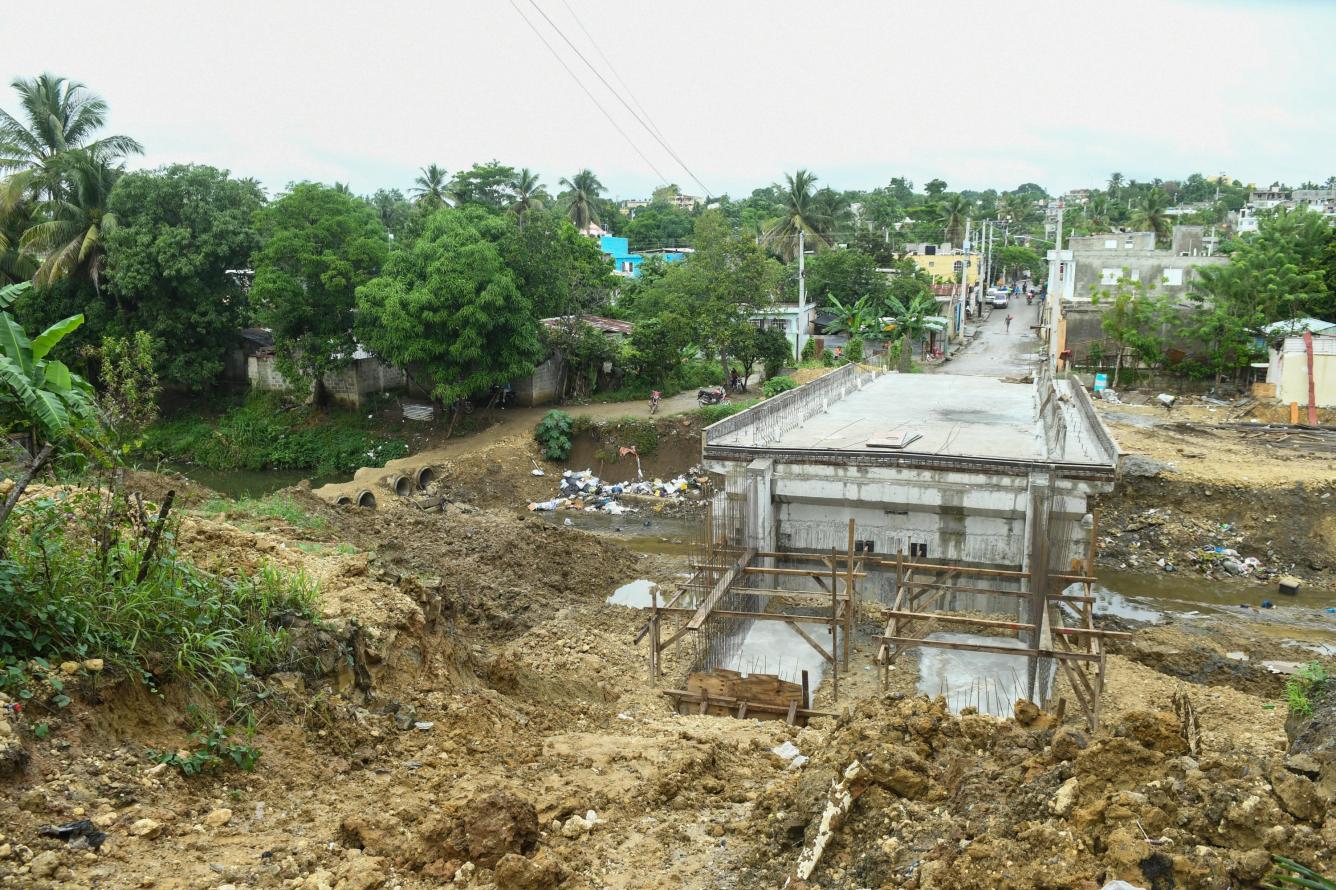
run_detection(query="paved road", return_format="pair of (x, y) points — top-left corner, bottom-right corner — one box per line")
(935, 299), (1045, 378)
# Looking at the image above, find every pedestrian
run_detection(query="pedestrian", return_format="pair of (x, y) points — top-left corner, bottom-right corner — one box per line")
(1005, 313), (1013, 332)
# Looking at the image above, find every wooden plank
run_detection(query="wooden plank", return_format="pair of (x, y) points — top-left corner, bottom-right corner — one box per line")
(786, 620), (834, 663)
(1052, 626), (1132, 640)
(786, 700), (798, 725)
(661, 690), (838, 719)
(878, 635), (1103, 663)
(737, 701), (748, 719)
(685, 547), (755, 631)
(881, 611), (1035, 632)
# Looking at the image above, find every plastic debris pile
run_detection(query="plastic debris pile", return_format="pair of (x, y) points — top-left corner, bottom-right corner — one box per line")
(526, 468), (704, 515)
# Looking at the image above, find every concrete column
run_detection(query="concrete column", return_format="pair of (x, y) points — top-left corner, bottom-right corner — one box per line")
(745, 458), (775, 555)
(1023, 471), (1056, 703)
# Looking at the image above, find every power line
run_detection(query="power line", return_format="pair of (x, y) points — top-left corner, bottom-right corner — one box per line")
(554, 0), (669, 146)
(507, 0), (671, 187)
(524, 0), (715, 199)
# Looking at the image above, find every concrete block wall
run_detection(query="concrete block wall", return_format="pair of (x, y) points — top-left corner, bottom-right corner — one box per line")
(514, 354), (563, 407)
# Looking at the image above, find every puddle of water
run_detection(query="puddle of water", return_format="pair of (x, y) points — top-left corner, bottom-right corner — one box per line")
(723, 620), (837, 689)
(608, 579), (659, 608)
(158, 463), (338, 499)
(916, 632), (1032, 717)
(533, 510), (697, 556)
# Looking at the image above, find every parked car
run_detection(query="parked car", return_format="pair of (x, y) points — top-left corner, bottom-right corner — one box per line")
(987, 287), (1009, 308)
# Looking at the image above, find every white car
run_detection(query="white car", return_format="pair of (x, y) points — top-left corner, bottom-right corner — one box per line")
(987, 287), (1009, 308)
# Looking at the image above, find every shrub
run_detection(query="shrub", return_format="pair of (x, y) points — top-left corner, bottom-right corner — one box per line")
(142, 394), (407, 475)
(1285, 661), (1328, 719)
(0, 490), (318, 701)
(696, 399), (757, 425)
(534, 410), (574, 461)
(763, 376), (797, 398)
(822, 349), (835, 367)
(800, 337), (817, 362)
(846, 338), (864, 363)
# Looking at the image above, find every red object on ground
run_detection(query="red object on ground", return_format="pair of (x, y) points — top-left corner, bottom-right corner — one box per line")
(1305, 331), (1317, 425)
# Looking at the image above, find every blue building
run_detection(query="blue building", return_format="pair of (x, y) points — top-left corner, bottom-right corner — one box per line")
(599, 235), (643, 278)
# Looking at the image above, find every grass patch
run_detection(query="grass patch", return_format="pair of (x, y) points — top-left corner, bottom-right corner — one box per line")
(0, 490), (319, 704)
(1285, 661), (1328, 719)
(695, 399), (758, 425)
(590, 360), (723, 403)
(295, 542), (358, 556)
(142, 391), (408, 476)
(197, 494), (327, 531)
(572, 415), (661, 458)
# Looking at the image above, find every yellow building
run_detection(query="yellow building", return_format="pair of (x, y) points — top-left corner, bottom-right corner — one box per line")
(908, 253), (981, 286)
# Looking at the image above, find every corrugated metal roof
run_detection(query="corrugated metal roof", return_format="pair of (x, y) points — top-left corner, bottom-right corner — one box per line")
(541, 315), (634, 335)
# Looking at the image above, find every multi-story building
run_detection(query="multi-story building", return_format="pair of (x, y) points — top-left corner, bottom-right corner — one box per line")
(902, 244), (981, 286)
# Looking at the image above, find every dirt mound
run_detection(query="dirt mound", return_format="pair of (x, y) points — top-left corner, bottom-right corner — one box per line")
(739, 695), (1335, 889)
(1095, 472), (1336, 585)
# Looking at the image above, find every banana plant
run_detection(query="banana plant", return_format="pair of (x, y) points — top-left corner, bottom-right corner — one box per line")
(0, 281), (98, 444)
(1266, 856), (1336, 889)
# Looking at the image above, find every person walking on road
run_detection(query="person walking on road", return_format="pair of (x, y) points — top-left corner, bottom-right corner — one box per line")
(1005, 313), (1013, 333)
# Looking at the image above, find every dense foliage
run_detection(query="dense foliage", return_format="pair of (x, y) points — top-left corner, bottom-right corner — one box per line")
(250, 183), (389, 390)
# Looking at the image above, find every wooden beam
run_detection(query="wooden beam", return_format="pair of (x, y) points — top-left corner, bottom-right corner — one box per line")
(685, 547), (755, 631)
(881, 611), (1035, 632)
(786, 620), (834, 663)
(660, 689), (837, 719)
(878, 635), (1104, 664)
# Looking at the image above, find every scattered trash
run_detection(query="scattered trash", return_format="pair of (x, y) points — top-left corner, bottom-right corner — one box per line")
(1278, 575), (1302, 595)
(39, 820), (106, 850)
(1101, 882), (1148, 890)
(1261, 600), (1274, 609)
(526, 468), (705, 516)
(413, 721), (434, 731)
(1100, 388), (1121, 403)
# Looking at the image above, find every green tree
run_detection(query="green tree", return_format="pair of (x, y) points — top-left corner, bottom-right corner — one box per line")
(883, 289), (940, 371)
(355, 208), (543, 410)
(449, 160), (519, 210)
(1093, 274), (1173, 386)
(410, 163), (449, 208)
(90, 330), (159, 452)
(500, 208), (614, 319)
(1191, 207), (1331, 337)
(17, 151), (120, 290)
(250, 183), (389, 398)
(102, 164), (265, 389)
(824, 293), (879, 339)
(624, 200), (694, 250)
(936, 193), (970, 247)
(995, 245), (1044, 283)
(1131, 188), (1171, 246)
(0, 74), (142, 199)
(763, 169), (830, 261)
(0, 281), (98, 451)
(802, 248), (887, 309)
(625, 315), (691, 384)
(508, 168), (549, 223)
(924, 179), (947, 199)
(560, 169), (603, 231)
(367, 188), (412, 238)
(727, 324), (790, 387)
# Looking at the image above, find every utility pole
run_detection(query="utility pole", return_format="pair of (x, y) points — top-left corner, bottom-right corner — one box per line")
(1048, 202), (1065, 371)
(958, 219), (970, 343)
(797, 230), (806, 361)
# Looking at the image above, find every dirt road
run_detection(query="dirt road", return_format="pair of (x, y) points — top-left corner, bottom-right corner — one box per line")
(315, 389), (703, 501)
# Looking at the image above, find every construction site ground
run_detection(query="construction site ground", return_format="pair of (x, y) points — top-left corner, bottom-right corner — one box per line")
(4, 384), (1336, 889)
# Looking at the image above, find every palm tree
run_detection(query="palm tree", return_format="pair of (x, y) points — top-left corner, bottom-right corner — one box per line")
(813, 188), (853, 239)
(885, 289), (942, 371)
(1085, 193), (1111, 231)
(763, 169), (831, 262)
(410, 163), (449, 208)
(1107, 172), (1124, 195)
(936, 194), (970, 247)
(0, 196), (36, 285)
(559, 169), (604, 232)
(509, 168), (549, 222)
(1131, 188), (1171, 245)
(18, 152), (119, 291)
(997, 193), (1031, 227)
(0, 74), (142, 199)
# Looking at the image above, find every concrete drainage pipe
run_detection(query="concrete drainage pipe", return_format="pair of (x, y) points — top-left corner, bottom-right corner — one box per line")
(414, 466), (437, 490)
(355, 489), (377, 509)
(389, 474), (413, 497)
(334, 495), (354, 506)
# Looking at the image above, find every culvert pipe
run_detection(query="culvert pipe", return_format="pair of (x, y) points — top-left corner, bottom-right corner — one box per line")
(335, 495), (354, 506)
(414, 466), (437, 490)
(355, 489), (377, 509)
(389, 474), (413, 497)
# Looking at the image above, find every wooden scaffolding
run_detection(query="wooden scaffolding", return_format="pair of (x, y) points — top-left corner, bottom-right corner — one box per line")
(642, 492), (1127, 729)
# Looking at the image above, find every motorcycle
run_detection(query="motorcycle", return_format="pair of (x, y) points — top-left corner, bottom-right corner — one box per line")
(649, 390), (662, 415)
(697, 386), (727, 407)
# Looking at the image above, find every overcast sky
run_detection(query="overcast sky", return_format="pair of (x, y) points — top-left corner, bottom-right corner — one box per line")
(6, 0), (1333, 200)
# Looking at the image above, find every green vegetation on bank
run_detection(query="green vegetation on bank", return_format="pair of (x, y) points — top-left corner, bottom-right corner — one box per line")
(0, 490), (319, 704)
(141, 393), (408, 476)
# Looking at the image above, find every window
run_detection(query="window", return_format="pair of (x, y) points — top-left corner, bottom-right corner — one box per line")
(909, 542), (928, 558)
(1124, 239), (1134, 249)
(1162, 268), (1184, 286)
(1104, 239), (1117, 249)
(1101, 268), (1121, 285)
(1128, 269), (1141, 281)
